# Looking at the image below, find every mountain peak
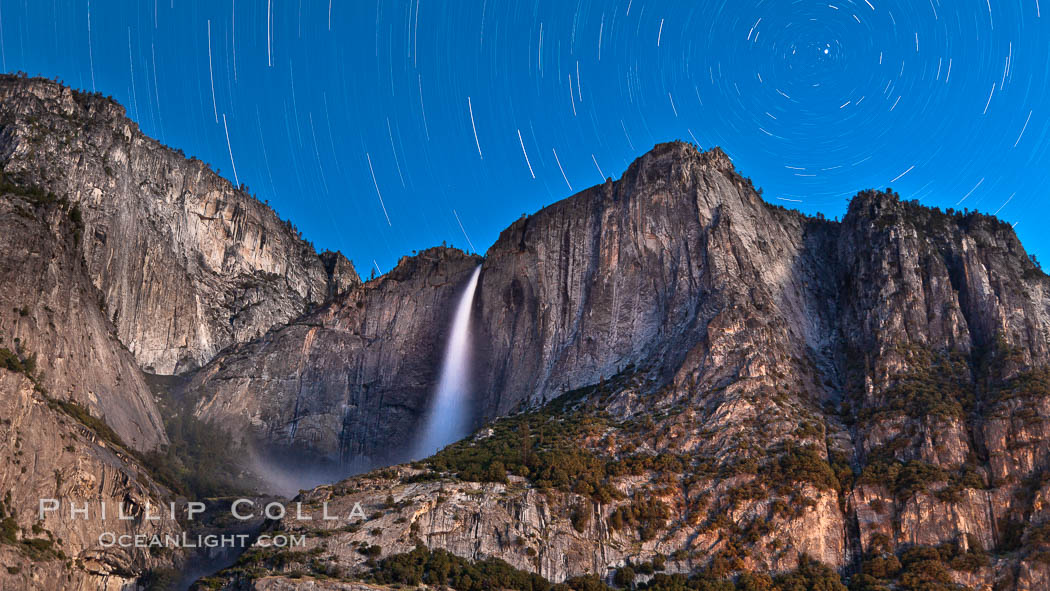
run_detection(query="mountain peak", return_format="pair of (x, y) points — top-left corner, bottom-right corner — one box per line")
(845, 187), (902, 219)
(626, 141), (736, 179)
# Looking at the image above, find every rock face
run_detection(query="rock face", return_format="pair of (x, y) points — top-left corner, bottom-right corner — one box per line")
(0, 371), (180, 591)
(0, 74), (359, 588)
(236, 462), (846, 584)
(0, 148), (183, 588)
(472, 144), (824, 415)
(0, 74), (359, 375)
(0, 180), (164, 450)
(188, 247), (481, 469)
(190, 142), (1050, 590)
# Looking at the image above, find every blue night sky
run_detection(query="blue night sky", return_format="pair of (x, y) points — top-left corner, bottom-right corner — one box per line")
(2, 1), (1048, 274)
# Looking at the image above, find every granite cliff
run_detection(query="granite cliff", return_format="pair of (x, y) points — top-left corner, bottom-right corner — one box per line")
(0, 180), (180, 589)
(0, 74), (359, 376)
(0, 74), (358, 589)
(191, 143), (1050, 591)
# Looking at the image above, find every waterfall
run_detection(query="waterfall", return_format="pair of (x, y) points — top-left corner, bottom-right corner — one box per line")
(414, 265), (482, 458)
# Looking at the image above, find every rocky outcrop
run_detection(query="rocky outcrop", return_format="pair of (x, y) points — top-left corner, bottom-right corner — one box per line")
(0, 74), (359, 375)
(222, 461), (846, 584)
(0, 370), (180, 591)
(320, 251), (361, 301)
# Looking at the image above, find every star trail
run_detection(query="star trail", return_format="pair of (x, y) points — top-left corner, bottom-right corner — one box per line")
(2, 0), (1048, 271)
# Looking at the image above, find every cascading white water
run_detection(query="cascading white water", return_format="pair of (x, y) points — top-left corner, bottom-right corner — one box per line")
(414, 265), (482, 458)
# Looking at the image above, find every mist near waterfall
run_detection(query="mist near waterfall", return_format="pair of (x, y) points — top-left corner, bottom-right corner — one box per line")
(414, 265), (483, 458)
(223, 265), (485, 497)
